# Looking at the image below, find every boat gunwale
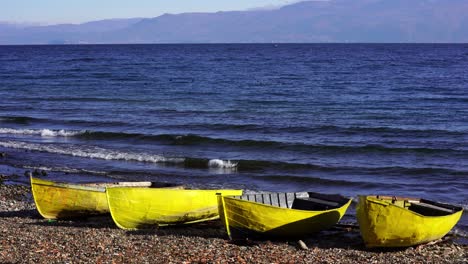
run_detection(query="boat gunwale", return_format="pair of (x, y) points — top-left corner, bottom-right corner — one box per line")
(105, 187), (240, 193)
(223, 192), (352, 213)
(31, 177), (171, 193)
(362, 195), (464, 219)
(32, 181), (107, 193)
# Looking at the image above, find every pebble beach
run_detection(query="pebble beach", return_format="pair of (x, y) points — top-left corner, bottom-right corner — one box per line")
(0, 173), (466, 264)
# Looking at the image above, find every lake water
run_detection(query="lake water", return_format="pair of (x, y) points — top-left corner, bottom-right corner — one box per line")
(0, 44), (467, 232)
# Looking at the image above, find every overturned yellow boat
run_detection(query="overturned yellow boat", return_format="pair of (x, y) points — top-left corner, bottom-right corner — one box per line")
(356, 195), (463, 248)
(106, 187), (242, 230)
(31, 176), (176, 219)
(217, 192), (352, 238)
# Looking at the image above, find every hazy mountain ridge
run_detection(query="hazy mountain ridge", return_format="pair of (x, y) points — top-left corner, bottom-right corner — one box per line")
(1, 0), (467, 44)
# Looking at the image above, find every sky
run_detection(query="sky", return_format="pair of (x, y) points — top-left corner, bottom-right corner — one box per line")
(1, 0), (298, 24)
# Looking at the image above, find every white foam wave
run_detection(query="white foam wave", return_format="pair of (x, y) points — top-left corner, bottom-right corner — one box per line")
(0, 140), (185, 164)
(23, 165), (108, 175)
(208, 159), (238, 168)
(24, 165), (56, 172)
(0, 128), (83, 137)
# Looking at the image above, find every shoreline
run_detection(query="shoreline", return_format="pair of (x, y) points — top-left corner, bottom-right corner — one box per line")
(1, 173), (467, 263)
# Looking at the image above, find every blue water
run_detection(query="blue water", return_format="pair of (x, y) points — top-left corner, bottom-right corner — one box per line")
(0, 44), (467, 231)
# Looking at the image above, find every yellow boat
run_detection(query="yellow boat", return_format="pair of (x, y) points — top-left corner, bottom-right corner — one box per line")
(217, 192), (352, 238)
(31, 176), (178, 219)
(356, 195), (463, 248)
(106, 187), (243, 230)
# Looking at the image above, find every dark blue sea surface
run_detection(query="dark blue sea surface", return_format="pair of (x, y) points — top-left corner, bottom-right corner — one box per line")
(0, 44), (467, 232)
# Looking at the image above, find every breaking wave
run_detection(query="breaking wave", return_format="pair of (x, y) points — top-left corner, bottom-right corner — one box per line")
(0, 128), (84, 137)
(1, 127), (464, 155)
(0, 140), (183, 164)
(0, 140), (238, 169)
(208, 159), (238, 169)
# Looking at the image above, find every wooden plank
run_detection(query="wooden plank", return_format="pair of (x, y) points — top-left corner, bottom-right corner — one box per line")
(296, 197), (340, 207)
(413, 202), (454, 213)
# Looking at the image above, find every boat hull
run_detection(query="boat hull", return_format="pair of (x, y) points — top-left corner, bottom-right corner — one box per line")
(106, 188), (243, 230)
(218, 192), (352, 238)
(31, 177), (109, 219)
(356, 196), (463, 248)
(31, 177), (175, 219)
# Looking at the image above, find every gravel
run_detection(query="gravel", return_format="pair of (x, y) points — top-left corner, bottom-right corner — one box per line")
(0, 175), (466, 263)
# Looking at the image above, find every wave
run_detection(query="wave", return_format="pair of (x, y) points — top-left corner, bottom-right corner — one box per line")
(0, 140), (184, 164)
(4, 110), (467, 135)
(17, 96), (149, 103)
(0, 115), (129, 127)
(274, 124), (468, 136)
(2, 114), (467, 137)
(0, 140), (237, 170)
(182, 158), (238, 170)
(0, 128), (83, 137)
(153, 123), (467, 137)
(235, 159), (468, 176)
(0, 116), (41, 124)
(22, 165), (107, 176)
(1, 139), (466, 177)
(208, 159), (238, 169)
(123, 133), (466, 155)
(145, 108), (242, 115)
(65, 57), (96, 63)
(76, 131), (466, 155)
(185, 157), (468, 176)
(1, 127), (465, 155)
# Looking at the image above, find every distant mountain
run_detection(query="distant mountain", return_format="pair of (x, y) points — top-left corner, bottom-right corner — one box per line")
(0, 18), (144, 44)
(1, 0), (468, 44)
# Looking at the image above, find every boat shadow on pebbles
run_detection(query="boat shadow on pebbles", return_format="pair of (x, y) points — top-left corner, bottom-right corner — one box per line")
(217, 222), (463, 252)
(31, 215), (117, 229)
(303, 225), (463, 253)
(223, 224), (364, 250)
(125, 220), (227, 239)
(81, 216), (368, 249)
(0, 208), (39, 219)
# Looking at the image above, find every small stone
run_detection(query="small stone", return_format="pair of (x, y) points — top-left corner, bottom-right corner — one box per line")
(298, 240), (308, 250)
(0, 152), (6, 158)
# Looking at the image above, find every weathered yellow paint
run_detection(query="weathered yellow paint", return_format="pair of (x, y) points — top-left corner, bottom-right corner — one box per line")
(106, 187), (243, 230)
(31, 177), (109, 219)
(30, 177), (171, 219)
(356, 196), (463, 248)
(218, 194), (352, 238)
